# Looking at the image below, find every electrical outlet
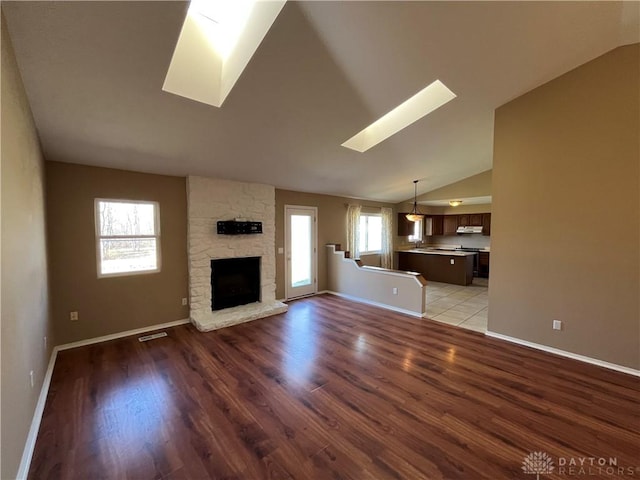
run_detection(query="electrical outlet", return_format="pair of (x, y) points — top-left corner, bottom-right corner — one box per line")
(450, 259), (455, 265)
(278, 247), (284, 254)
(182, 297), (188, 306)
(553, 319), (562, 330)
(29, 370), (34, 388)
(392, 287), (398, 295)
(70, 311), (79, 321)
(44, 336), (47, 351)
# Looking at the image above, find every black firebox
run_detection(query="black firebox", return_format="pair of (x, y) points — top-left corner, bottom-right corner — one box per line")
(210, 257), (260, 311)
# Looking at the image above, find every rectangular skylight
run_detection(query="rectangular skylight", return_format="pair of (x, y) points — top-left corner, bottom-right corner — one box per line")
(342, 80), (456, 152)
(163, 0), (286, 108)
(189, 0), (255, 61)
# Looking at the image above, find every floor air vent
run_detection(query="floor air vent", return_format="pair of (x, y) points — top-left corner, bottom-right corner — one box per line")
(138, 332), (168, 342)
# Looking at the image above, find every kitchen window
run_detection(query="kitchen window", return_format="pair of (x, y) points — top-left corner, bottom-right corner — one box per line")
(408, 218), (423, 243)
(95, 199), (161, 277)
(359, 214), (382, 254)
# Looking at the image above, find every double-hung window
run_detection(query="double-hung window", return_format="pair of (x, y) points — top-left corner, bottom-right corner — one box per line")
(95, 199), (161, 277)
(359, 214), (382, 254)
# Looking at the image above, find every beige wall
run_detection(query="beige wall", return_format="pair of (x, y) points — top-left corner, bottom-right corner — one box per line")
(46, 162), (189, 344)
(416, 169), (492, 202)
(1, 12), (53, 478)
(396, 203), (491, 216)
(396, 202), (491, 215)
(275, 189), (395, 299)
(490, 44), (639, 369)
(440, 203), (491, 215)
(396, 202), (444, 215)
(326, 246), (426, 316)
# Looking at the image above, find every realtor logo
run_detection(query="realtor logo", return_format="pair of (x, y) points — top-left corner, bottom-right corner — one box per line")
(522, 451), (555, 479)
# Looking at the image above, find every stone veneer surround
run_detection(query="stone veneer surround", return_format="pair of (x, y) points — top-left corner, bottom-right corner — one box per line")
(187, 176), (287, 331)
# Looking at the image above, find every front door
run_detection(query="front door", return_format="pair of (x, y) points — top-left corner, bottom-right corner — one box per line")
(285, 206), (317, 299)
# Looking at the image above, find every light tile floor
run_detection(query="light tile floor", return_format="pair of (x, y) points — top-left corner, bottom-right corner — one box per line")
(425, 278), (488, 332)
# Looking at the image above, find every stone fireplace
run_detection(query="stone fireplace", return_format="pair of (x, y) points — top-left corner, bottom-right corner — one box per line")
(187, 176), (287, 331)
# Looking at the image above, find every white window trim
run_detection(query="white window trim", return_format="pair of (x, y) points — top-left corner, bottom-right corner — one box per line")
(94, 198), (162, 278)
(359, 213), (383, 255)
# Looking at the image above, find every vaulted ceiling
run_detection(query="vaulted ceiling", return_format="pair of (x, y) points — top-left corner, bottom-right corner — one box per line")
(3, 1), (638, 202)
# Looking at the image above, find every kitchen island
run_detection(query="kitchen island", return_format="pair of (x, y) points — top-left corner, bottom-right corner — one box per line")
(397, 249), (476, 286)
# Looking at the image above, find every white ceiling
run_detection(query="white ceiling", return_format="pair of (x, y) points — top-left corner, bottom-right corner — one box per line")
(3, 1), (638, 203)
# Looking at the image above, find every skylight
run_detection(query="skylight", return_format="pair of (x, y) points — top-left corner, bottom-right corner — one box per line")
(189, 0), (255, 60)
(162, 0), (286, 108)
(341, 80), (456, 152)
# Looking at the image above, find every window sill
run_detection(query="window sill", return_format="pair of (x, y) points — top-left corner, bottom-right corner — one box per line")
(98, 268), (161, 279)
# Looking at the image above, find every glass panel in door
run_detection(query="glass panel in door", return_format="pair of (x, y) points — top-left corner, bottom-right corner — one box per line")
(291, 215), (312, 288)
(285, 206), (317, 299)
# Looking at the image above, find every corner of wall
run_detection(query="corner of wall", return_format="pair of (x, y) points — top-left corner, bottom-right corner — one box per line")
(1, 12), (53, 478)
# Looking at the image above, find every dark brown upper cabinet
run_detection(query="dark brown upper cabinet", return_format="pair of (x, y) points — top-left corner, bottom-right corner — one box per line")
(430, 215), (444, 236)
(397, 213), (413, 236)
(482, 213), (492, 236)
(470, 214), (484, 226)
(457, 214), (469, 227)
(443, 216), (458, 235)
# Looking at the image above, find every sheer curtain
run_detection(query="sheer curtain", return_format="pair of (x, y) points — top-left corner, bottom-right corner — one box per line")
(381, 207), (393, 269)
(346, 204), (361, 259)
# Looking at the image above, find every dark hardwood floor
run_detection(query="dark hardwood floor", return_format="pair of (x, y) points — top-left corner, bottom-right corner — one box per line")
(30, 294), (639, 479)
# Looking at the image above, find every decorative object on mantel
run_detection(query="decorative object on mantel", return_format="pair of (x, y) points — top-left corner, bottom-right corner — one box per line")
(405, 180), (424, 222)
(449, 200), (463, 207)
(217, 220), (263, 235)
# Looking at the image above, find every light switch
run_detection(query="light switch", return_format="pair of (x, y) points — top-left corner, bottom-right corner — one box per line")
(278, 247), (284, 254)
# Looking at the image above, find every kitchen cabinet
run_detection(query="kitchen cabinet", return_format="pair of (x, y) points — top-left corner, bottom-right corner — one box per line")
(432, 215), (444, 236)
(443, 216), (458, 235)
(398, 251), (429, 274)
(426, 215), (444, 236)
(398, 251), (475, 286)
(458, 213), (482, 226)
(478, 251), (490, 278)
(470, 214), (484, 226)
(428, 212), (492, 236)
(482, 213), (491, 236)
(397, 213), (413, 236)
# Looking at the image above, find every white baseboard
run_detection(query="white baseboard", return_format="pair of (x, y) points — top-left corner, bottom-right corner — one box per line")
(17, 317), (191, 478)
(280, 291), (331, 303)
(16, 347), (58, 479)
(56, 318), (191, 351)
(485, 331), (640, 377)
(326, 291), (425, 318)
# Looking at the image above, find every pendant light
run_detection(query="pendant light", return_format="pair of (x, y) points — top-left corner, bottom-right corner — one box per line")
(405, 180), (424, 222)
